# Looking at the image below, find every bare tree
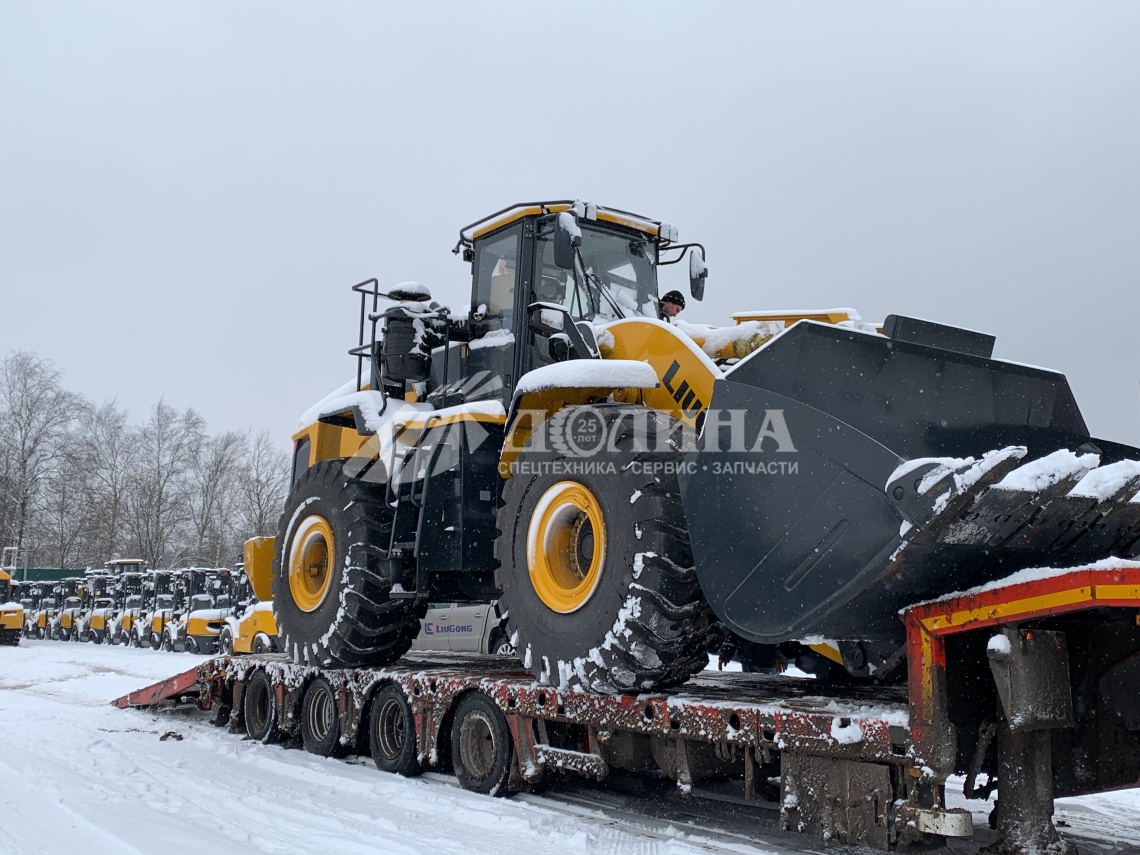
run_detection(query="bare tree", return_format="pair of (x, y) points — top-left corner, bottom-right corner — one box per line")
(123, 401), (204, 567)
(236, 430), (291, 539)
(36, 426), (97, 569)
(85, 401), (136, 561)
(2, 350), (293, 572)
(0, 351), (82, 562)
(187, 430), (247, 566)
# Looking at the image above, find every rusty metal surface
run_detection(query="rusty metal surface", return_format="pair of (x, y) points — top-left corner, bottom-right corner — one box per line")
(110, 663), (206, 709)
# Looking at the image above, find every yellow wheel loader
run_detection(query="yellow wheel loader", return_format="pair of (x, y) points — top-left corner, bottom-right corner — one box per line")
(0, 568), (23, 646)
(219, 541), (279, 655)
(265, 200), (1140, 695)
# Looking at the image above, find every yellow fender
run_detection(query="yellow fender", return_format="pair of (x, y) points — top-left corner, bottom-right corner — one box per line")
(243, 537), (277, 603)
(500, 318), (722, 475)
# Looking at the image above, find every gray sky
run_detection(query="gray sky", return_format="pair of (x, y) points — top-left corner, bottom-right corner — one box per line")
(2, 2), (1139, 446)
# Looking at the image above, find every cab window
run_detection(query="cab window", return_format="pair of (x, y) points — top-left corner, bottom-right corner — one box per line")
(471, 227), (522, 333)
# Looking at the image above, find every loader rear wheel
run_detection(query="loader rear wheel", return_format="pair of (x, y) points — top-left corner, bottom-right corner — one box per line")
(272, 459), (423, 668)
(301, 677), (341, 757)
(369, 683), (422, 776)
(451, 691), (513, 796)
(496, 405), (718, 694)
(243, 670), (279, 743)
(218, 627), (234, 656)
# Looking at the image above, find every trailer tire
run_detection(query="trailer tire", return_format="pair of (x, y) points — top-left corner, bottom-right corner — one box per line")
(451, 692), (513, 797)
(496, 405), (718, 694)
(272, 458), (423, 669)
(301, 677), (341, 757)
(369, 683), (422, 776)
(243, 669), (280, 743)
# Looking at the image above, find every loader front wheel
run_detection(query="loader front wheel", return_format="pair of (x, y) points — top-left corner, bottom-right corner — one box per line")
(271, 459), (423, 668)
(495, 405), (718, 694)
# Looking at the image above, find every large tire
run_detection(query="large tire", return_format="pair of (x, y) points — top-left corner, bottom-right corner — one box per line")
(450, 691), (513, 796)
(495, 405), (718, 694)
(369, 683), (422, 776)
(271, 458), (422, 668)
(243, 669), (279, 743)
(300, 677), (341, 757)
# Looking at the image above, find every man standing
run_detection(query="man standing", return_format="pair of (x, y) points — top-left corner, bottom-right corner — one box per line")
(659, 290), (685, 321)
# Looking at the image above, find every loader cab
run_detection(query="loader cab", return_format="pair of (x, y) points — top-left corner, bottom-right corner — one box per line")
(463, 206), (672, 394)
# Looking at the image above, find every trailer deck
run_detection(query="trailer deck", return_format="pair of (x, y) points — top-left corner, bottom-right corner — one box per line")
(114, 562), (1140, 855)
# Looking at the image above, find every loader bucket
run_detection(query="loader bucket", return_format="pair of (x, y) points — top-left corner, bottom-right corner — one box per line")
(678, 319), (1140, 645)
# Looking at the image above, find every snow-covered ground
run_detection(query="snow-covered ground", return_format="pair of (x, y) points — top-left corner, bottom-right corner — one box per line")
(2, 641), (1138, 854)
(0, 641), (787, 855)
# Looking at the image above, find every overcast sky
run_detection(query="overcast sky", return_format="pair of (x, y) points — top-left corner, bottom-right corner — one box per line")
(2, 2), (1138, 447)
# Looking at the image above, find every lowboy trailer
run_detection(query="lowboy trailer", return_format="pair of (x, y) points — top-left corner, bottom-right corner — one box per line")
(114, 561), (1140, 854)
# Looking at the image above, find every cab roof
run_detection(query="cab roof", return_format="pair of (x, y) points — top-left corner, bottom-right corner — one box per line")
(456, 200), (680, 250)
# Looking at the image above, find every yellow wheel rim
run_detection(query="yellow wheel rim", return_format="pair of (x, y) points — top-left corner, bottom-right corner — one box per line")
(288, 515), (336, 613)
(526, 481), (607, 614)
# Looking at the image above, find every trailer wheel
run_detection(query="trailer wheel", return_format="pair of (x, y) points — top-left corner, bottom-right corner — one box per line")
(369, 683), (422, 776)
(450, 692), (513, 796)
(301, 677), (341, 757)
(271, 458), (423, 668)
(496, 405), (718, 693)
(243, 670), (280, 743)
(218, 627), (234, 655)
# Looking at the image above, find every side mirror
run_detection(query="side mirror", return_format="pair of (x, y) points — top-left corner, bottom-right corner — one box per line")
(548, 333), (571, 362)
(529, 302), (567, 335)
(689, 248), (707, 302)
(554, 212), (581, 271)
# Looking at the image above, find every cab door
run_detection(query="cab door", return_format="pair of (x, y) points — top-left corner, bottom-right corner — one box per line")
(411, 603), (454, 651)
(446, 603), (487, 653)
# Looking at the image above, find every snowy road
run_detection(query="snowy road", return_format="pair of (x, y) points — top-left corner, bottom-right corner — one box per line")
(2, 642), (1138, 855)
(0, 641), (787, 855)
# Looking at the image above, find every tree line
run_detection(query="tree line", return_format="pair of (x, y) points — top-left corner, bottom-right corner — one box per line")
(0, 350), (291, 571)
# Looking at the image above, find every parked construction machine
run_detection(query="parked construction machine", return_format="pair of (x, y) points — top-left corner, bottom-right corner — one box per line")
(266, 200), (1140, 693)
(119, 200), (1140, 855)
(218, 547), (278, 655)
(0, 566), (22, 645)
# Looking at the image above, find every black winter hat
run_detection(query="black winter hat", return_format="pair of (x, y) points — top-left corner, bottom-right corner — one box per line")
(661, 290), (686, 309)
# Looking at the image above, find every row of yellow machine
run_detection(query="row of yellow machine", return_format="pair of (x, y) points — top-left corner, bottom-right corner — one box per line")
(0, 557), (278, 654)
